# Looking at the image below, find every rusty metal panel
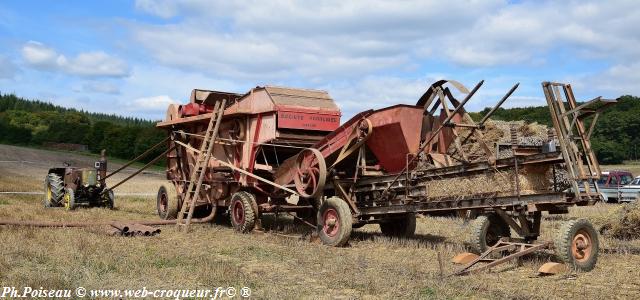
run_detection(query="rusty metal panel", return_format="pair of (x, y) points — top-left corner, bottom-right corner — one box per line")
(365, 105), (424, 173)
(264, 86), (339, 111)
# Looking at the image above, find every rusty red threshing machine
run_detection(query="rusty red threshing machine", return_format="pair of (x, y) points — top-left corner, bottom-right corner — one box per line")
(152, 80), (614, 273)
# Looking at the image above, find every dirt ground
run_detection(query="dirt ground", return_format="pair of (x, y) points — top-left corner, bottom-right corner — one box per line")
(1, 144), (640, 299)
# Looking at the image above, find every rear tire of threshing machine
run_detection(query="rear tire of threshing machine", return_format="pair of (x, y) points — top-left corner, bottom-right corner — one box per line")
(469, 214), (511, 254)
(43, 173), (64, 208)
(554, 219), (599, 272)
(317, 197), (353, 247)
(379, 213), (417, 238)
(63, 187), (76, 211)
(229, 191), (258, 233)
(157, 184), (179, 220)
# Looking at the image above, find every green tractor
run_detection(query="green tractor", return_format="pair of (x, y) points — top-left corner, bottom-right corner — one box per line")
(43, 151), (114, 210)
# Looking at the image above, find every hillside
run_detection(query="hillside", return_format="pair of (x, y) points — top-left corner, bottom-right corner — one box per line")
(0, 93), (166, 163)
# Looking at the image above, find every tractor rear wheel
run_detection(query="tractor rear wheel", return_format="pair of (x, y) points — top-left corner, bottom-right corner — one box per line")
(43, 173), (64, 207)
(230, 191), (257, 233)
(157, 184), (179, 219)
(379, 213), (417, 237)
(469, 214), (511, 254)
(63, 188), (76, 211)
(317, 197), (352, 247)
(555, 219), (599, 271)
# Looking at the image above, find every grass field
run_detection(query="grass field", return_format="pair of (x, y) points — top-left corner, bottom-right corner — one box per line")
(1, 144), (640, 299)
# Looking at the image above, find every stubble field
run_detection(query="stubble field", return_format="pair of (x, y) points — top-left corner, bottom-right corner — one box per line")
(1, 144), (639, 299)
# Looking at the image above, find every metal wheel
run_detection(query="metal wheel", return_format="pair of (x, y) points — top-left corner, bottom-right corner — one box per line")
(469, 214), (511, 254)
(317, 197), (352, 246)
(43, 173), (64, 207)
(294, 148), (327, 199)
(63, 188), (76, 211)
(555, 219), (599, 271)
(157, 184), (179, 219)
(229, 191), (257, 233)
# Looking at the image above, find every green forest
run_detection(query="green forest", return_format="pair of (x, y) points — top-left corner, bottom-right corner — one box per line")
(0, 93), (166, 163)
(1, 93), (639, 165)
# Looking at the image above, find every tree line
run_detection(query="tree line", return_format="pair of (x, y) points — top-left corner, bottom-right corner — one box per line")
(0, 93), (166, 164)
(469, 95), (640, 164)
(1, 92), (638, 166)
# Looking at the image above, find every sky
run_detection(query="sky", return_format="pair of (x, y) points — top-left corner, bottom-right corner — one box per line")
(0, 0), (639, 121)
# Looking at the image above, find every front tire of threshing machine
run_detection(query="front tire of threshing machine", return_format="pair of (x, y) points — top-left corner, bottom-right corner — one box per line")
(379, 213), (417, 238)
(43, 173), (64, 208)
(554, 219), (599, 272)
(229, 191), (257, 233)
(469, 214), (511, 254)
(157, 184), (179, 220)
(317, 197), (353, 247)
(63, 187), (76, 211)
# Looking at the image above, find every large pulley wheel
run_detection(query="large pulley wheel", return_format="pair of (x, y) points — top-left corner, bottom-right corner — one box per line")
(555, 219), (599, 271)
(43, 173), (64, 208)
(294, 148), (327, 199)
(157, 184), (179, 219)
(317, 197), (353, 247)
(230, 191), (258, 233)
(469, 214), (511, 254)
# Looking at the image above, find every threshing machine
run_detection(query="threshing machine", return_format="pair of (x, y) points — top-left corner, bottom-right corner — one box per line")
(155, 80), (615, 272)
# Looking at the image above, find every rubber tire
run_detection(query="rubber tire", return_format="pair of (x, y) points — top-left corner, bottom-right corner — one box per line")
(317, 197), (353, 247)
(379, 213), (417, 237)
(44, 173), (64, 207)
(229, 191), (257, 233)
(157, 184), (179, 219)
(555, 219), (599, 272)
(64, 188), (76, 211)
(469, 214), (511, 254)
(103, 189), (115, 209)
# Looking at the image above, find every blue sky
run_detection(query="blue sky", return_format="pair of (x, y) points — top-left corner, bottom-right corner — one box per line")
(0, 0), (639, 120)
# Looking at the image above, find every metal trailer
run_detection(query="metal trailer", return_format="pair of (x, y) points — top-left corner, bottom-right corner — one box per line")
(155, 80), (615, 272)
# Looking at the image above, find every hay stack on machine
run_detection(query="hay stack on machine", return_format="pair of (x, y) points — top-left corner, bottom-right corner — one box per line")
(156, 80), (615, 273)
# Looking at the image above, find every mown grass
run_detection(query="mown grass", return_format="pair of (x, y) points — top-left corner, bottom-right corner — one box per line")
(1, 147), (640, 299)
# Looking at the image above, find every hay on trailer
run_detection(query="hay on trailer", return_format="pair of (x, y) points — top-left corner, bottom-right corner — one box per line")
(458, 119), (550, 159)
(423, 165), (551, 199)
(600, 202), (640, 240)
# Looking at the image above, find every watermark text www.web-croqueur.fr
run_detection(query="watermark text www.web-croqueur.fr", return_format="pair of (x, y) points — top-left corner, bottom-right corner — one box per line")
(0, 286), (252, 299)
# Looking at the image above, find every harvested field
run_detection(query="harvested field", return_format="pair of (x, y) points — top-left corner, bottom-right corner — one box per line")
(1, 144), (640, 298)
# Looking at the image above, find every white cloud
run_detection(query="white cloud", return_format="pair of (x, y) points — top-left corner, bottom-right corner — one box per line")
(128, 95), (177, 113)
(21, 41), (129, 77)
(0, 56), (18, 79)
(77, 81), (121, 94)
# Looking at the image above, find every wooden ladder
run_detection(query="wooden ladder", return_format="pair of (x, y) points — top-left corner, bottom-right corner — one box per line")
(176, 99), (227, 231)
(542, 82), (616, 202)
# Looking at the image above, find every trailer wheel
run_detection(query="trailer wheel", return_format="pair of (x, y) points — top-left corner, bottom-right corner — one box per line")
(43, 173), (64, 207)
(379, 213), (416, 237)
(157, 184), (179, 219)
(230, 191), (257, 233)
(555, 219), (599, 271)
(317, 197), (352, 246)
(63, 188), (76, 211)
(469, 214), (511, 254)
